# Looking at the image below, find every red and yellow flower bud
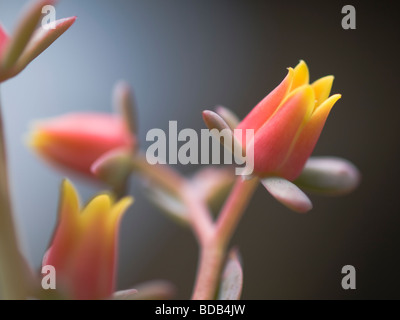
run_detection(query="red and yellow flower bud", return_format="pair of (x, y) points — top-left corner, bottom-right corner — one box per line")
(42, 180), (133, 300)
(236, 60), (341, 180)
(28, 113), (136, 176)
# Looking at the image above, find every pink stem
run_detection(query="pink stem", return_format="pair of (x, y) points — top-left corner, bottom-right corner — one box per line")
(182, 185), (214, 245)
(215, 177), (259, 248)
(132, 154), (259, 300)
(132, 152), (185, 196)
(191, 238), (224, 300)
(191, 176), (259, 300)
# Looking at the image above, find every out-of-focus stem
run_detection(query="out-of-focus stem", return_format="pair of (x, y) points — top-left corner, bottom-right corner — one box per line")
(132, 152), (185, 197)
(191, 176), (258, 300)
(0, 91), (33, 299)
(132, 153), (214, 242)
(215, 177), (259, 248)
(191, 239), (224, 300)
(132, 152), (258, 300)
(181, 184), (214, 246)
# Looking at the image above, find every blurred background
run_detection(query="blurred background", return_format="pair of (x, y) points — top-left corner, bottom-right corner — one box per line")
(0, 0), (399, 299)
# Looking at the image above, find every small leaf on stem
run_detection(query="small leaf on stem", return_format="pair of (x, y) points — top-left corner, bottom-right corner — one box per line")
(15, 17), (77, 72)
(261, 177), (312, 213)
(202, 110), (244, 158)
(203, 109), (231, 133)
(294, 156), (360, 195)
(112, 289), (138, 300)
(2, 0), (55, 69)
(218, 249), (243, 300)
(129, 280), (176, 300)
(215, 105), (240, 130)
(113, 81), (138, 138)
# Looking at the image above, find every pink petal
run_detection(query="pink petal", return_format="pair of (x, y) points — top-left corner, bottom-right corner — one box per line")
(251, 86), (314, 176)
(236, 68), (294, 147)
(278, 94), (341, 180)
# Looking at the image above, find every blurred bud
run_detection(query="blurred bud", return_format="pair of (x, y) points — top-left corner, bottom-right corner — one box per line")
(294, 156), (360, 195)
(28, 113), (136, 177)
(43, 180), (133, 300)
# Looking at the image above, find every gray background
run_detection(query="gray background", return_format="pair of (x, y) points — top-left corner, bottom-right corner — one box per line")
(0, 0), (399, 299)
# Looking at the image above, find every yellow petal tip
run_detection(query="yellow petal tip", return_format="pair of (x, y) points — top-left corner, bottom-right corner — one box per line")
(314, 93), (341, 115)
(292, 60), (310, 89)
(59, 178), (80, 219)
(113, 196), (134, 215)
(61, 179), (77, 201)
(311, 75), (335, 107)
(26, 128), (47, 149)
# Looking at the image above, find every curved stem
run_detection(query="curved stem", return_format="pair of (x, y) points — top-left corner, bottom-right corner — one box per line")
(132, 152), (185, 197)
(181, 184), (214, 246)
(191, 239), (224, 300)
(131, 152), (214, 243)
(215, 177), (259, 248)
(191, 176), (259, 300)
(132, 152), (259, 300)
(0, 90), (33, 299)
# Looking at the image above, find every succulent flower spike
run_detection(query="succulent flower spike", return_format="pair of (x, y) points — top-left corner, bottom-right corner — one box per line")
(27, 82), (138, 185)
(236, 60), (341, 181)
(203, 60), (360, 213)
